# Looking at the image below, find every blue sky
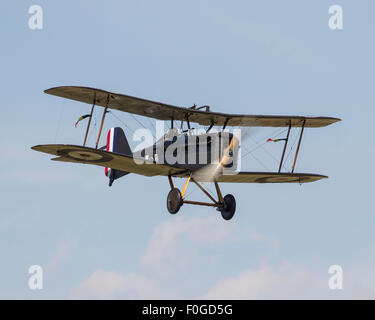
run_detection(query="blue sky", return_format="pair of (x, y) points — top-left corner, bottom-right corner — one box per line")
(1, 0), (375, 299)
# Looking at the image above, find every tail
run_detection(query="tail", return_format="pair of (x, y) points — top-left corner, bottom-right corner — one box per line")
(104, 127), (131, 186)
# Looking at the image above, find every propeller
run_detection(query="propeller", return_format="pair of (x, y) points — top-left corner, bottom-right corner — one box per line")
(193, 127), (256, 181)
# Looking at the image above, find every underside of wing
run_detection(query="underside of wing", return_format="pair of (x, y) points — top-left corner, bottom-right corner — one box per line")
(31, 144), (186, 177)
(45, 86), (341, 128)
(187, 171), (328, 183)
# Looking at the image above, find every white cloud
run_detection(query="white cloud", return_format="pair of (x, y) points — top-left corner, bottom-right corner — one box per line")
(140, 215), (234, 278)
(71, 260), (375, 300)
(202, 261), (375, 300)
(202, 262), (316, 299)
(69, 213), (375, 299)
(73, 216), (355, 300)
(70, 270), (165, 299)
(71, 215), (237, 299)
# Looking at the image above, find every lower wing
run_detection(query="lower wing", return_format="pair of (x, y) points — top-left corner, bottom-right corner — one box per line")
(190, 171), (327, 183)
(31, 144), (185, 177)
(31, 144), (327, 183)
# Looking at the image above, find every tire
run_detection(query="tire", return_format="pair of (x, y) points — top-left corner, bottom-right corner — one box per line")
(220, 194), (236, 220)
(167, 188), (183, 214)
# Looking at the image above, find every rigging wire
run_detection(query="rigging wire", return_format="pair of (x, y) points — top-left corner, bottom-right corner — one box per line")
(283, 131), (299, 172)
(239, 127), (289, 171)
(292, 129), (306, 173)
(130, 113), (148, 130)
(108, 111), (145, 141)
(94, 107), (97, 145)
(85, 107), (98, 146)
(249, 135), (281, 164)
(241, 128), (287, 160)
(147, 117), (156, 133)
(242, 145), (270, 171)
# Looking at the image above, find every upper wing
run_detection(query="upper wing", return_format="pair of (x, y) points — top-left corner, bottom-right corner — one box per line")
(45, 86), (341, 128)
(31, 144), (186, 177)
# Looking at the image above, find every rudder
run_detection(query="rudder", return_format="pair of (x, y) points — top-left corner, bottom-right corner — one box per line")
(105, 127), (131, 186)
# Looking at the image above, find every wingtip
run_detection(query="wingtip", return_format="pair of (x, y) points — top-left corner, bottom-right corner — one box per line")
(44, 85), (75, 94)
(323, 117), (341, 127)
(44, 87), (60, 95)
(44, 86), (64, 94)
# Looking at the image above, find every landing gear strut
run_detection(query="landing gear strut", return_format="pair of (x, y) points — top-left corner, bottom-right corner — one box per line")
(166, 175), (236, 220)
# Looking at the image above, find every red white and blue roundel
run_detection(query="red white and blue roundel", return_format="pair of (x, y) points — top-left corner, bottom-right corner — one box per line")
(105, 127), (117, 176)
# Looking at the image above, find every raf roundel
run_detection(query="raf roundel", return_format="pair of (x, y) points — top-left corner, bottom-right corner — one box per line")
(68, 150), (104, 161)
(55, 148), (113, 163)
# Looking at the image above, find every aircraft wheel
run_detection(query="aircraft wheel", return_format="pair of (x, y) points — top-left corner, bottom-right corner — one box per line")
(220, 194), (236, 220)
(167, 188), (183, 214)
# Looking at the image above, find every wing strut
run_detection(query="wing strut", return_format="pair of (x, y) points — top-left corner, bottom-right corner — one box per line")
(222, 118), (229, 131)
(95, 94), (110, 149)
(278, 122), (291, 173)
(292, 119), (306, 173)
(206, 122), (214, 133)
(83, 92), (96, 147)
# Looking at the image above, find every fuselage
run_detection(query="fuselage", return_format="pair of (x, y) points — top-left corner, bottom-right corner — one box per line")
(137, 129), (238, 171)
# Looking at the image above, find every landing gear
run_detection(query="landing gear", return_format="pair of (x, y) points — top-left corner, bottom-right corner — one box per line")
(167, 188), (183, 214)
(219, 194), (236, 220)
(166, 175), (236, 220)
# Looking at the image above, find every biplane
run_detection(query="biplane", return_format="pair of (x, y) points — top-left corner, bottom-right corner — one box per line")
(31, 86), (340, 220)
